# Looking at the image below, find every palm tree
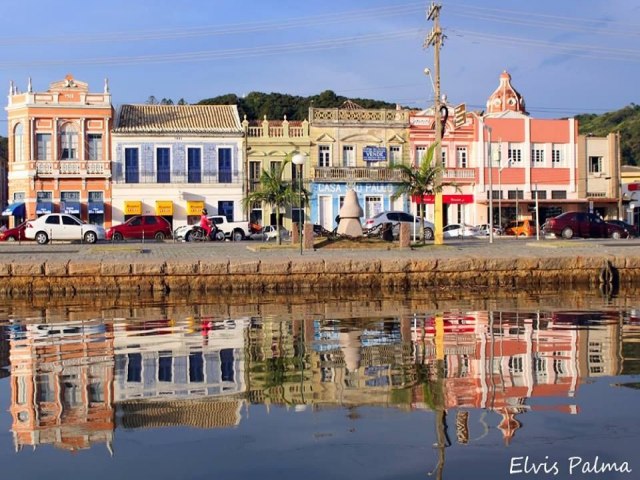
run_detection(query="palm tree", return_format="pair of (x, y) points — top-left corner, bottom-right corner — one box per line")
(391, 143), (455, 244)
(243, 154), (302, 245)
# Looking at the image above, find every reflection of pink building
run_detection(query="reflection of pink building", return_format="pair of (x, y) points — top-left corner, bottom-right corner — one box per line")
(409, 311), (621, 444)
(9, 321), (114, 452)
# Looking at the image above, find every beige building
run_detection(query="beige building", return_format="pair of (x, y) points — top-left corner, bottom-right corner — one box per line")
(308, 101), (412, 230)
(243, 116), (311, 230)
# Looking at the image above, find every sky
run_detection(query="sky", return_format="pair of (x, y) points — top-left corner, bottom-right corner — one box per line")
(1, 0), (639, 133)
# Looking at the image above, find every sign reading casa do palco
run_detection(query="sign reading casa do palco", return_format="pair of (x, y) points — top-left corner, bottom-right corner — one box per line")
(363, 146), (387, 162)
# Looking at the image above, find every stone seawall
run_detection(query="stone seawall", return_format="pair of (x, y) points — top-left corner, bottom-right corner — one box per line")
(0, 254), (634, 296)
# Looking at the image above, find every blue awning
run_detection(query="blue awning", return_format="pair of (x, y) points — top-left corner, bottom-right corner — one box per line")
(62, 202), (80, 214)
(2, 202), (25, 217)
(88, 201), (104, 214)
(36, 202), (53, 215)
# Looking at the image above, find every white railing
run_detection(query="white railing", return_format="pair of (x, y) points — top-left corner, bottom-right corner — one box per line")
(31, 160), (111, 176)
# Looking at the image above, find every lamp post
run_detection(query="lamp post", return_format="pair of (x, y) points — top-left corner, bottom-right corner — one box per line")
(486, 125), (494, 244)
(292, 153), (306, 255)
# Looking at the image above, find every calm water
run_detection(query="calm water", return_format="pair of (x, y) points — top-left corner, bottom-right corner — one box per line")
(0, 290), (638, 480)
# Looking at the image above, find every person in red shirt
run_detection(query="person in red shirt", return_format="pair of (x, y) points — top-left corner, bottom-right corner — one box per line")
(200, 209), (213, 238)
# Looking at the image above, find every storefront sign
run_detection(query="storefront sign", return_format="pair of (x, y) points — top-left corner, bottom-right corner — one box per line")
(412, 194), (474, 204)
(363, 146), (387, 162)
(124, 201), (142, 216)
(186, 200), (205, 216)
(156, 200), (174, 216)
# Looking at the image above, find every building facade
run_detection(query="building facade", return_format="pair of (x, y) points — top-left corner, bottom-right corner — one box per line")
(243, 115), (311, 230)
(111, 104), (245, 228)
(308, 101), (412, 231)
(4, 75), (114, 227)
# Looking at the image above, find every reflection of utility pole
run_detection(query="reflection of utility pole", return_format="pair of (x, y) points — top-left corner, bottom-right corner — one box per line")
(425, 2), (445, 245)
(431, 314), (450, 480)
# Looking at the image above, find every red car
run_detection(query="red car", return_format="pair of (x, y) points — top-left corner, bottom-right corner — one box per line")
(106, 215), (172, 241)
(0, 221), (28, 242)
(543, 211), (628, 239)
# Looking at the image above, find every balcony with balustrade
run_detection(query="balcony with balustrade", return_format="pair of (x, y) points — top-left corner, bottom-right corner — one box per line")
(28, 160), (112, 178)
(442, 168), (477, 184)
(243, 117), (309, 141)
(312, 166), (477, 184)
(313, 167), (405, 183)
(112, 166), (241, 185)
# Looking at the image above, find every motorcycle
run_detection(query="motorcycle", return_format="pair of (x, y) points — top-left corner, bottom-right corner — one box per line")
(184, 225), (225, 242)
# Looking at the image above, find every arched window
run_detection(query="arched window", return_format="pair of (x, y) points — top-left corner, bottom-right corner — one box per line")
(59, 123), (78, 160)
(13, 123), (24, 163)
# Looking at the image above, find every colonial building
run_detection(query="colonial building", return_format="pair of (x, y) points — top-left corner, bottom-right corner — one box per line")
(482, 71), (619, 226)
(243, 115), (311, 230)
(111, 104), (244, 229)
(4, 75), (114, 227)
(308, 101), (412, 230)
(409, 100), (479, 226)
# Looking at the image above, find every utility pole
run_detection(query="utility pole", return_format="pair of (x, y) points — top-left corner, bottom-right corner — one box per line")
(425, 2), (445, 245)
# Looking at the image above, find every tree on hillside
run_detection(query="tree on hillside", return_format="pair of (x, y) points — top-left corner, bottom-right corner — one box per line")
(197, 90), (405, 122)
(576, 104), (640, 166)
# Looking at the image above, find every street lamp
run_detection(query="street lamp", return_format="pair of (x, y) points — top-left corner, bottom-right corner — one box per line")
(485, 124), (494, 244)
(292, 153), (306, 255)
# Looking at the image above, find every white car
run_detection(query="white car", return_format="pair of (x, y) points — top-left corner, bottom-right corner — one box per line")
(250, 225), (289, 241)
(25, 214), (106, 244)
(443, 223), (479, 238)
(364, 211), (435, 240)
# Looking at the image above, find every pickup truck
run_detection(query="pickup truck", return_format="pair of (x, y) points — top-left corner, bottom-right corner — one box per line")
(209, 215), (250, 241)
(173, 215), (251, 242)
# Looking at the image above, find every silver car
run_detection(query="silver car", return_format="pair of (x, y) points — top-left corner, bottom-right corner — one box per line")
(364, 211), (435, 240)
(25, 214), (106, 244)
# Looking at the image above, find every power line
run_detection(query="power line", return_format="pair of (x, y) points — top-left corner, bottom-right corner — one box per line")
(0, 30), (425, 69)
(0, 3), (425, 46)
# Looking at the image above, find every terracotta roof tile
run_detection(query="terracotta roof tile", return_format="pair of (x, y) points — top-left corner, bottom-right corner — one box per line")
(114, 104), (242, 134)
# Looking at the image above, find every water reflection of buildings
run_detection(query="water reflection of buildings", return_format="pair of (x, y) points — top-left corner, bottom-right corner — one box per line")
(113, 318), (247, 429)
(4, 308), (625, 452)
(8, 321), (115, 452)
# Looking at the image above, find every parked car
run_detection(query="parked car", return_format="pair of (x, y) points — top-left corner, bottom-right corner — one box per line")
(504, 219), (537, 237)
(24, 214), (106, 244)
(606, 219), (638, 238)
(249, 225), (289, 241)
(543, 211), (628, 239)
(443, 223), (479, 238)
(364, 211), (435, 240)
(475, 223), (504, 236)
(106, 215), (172, 241)
(0, 221), (28, 242)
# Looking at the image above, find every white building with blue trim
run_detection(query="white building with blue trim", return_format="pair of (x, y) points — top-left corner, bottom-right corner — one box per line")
(111, 104), (245, 229)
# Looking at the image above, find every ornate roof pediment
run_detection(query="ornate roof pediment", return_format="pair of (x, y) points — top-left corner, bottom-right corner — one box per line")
(314, 133), (336, 142)
(387, 133), (406, 143)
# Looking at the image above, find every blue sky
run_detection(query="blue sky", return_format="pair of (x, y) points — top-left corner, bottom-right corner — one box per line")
(1, 0), (638, 132)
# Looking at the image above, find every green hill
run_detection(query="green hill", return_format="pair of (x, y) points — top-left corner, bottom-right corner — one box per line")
(576, 104), (640, 166)
(197, 90), (400, 122)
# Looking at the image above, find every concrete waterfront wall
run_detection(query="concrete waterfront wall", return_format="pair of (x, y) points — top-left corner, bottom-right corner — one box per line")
(0, 255), (635, 296)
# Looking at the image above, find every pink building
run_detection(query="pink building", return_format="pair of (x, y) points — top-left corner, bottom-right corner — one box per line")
(409, 71), (621, 229)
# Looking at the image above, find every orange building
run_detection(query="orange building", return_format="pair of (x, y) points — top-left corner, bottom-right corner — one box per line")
(4, 75), (114, 227)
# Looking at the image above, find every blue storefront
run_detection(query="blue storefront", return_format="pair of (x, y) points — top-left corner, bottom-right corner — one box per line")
(310, 182), (409, 230)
